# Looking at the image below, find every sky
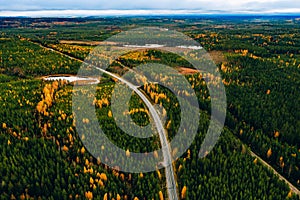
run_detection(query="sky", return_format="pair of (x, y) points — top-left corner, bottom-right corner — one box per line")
(0, 0), (300, 16)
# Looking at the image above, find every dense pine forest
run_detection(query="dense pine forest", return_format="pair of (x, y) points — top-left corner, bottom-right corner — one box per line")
(0, 16), (299, 199)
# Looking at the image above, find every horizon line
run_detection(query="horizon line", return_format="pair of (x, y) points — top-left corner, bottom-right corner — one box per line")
(1, 9), (300, 17)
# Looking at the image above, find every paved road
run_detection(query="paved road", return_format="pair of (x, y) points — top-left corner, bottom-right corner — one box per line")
(30, 39), (300, 199)
(95, 67), (178, 200)
(29, 40), (179, 200)
(249, 151), (300, 197)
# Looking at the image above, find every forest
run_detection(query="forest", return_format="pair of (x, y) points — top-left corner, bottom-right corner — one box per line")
(0, 15), (299, 199)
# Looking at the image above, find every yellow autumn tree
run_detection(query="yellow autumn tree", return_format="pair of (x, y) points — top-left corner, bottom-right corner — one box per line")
(159, 191), (164, 200)
(89, 177), (94, 185)
(103, 193), (108, 200)
(181, 186), (187, 199)
(279, 156), (285, 169)
(156, 170), (162, 180)
(166, 120), (171, 129)
(100, 173), (108, 182)
(239, 129), (243, 135)
(178, 165), (183, 172)
(98, 179), (104, 187)
(116, 194), (121, 200)
(126, 149), (130, 157)
(85, 191), (93, 199)
(267, 148), (272, 158)
(253, 158), (258, 164)
(81, 147), (85, 154)
(36, 101), (45, 113)
(139, 172), (143, 178)
(108, 110), (113, 118)
(62, 145), (69, 152)
(52, 81), (59, 90)
(287, 190), (293, 198)
(187, 149), (191, 159)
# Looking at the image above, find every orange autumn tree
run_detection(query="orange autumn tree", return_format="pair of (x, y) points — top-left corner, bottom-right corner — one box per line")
(159, 191), (164, 200)
(85, 191), (93, 199)
(267, 148), (272, 158)
(181, 186), (187, 199)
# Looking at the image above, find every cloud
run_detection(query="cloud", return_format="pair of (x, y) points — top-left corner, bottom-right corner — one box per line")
(0, 0), (299, 15)
(1, 9), (300, 17)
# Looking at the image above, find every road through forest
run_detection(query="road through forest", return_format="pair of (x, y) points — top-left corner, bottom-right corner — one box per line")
(30, 39), (299, 198)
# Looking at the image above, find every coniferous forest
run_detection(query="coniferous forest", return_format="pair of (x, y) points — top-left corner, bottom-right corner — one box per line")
(0, 16), (299, 199)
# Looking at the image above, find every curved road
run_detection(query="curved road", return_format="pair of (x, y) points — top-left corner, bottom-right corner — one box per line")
(29, 39), (299, 199)
(28, 40), (179, 200)
(92, 64), (179, 200)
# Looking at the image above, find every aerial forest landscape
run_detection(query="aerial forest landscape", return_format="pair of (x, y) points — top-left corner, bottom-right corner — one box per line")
(0, 1), (300, 199)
